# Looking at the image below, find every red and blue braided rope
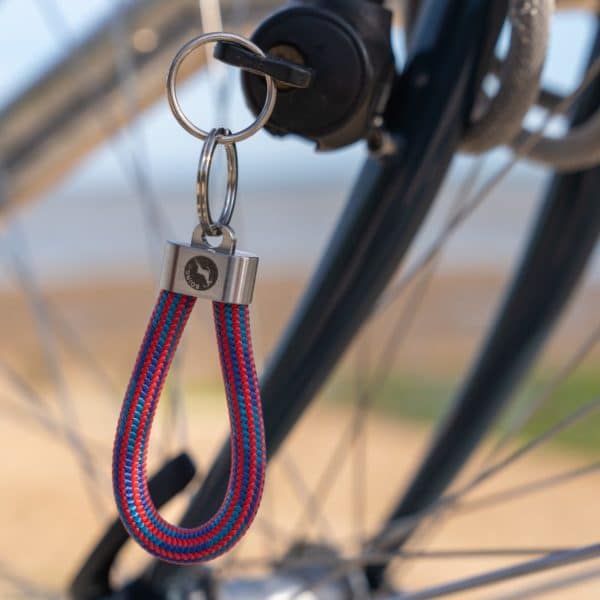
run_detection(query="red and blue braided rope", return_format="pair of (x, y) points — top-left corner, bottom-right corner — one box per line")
(112, 290), (266, 563)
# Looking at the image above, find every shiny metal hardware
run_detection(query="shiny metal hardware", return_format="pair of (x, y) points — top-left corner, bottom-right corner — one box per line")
(197, 128), (238, 237)
(166, 32), (278, 144)
(164, 33), (271, 304)
(160, 225), (258, 305)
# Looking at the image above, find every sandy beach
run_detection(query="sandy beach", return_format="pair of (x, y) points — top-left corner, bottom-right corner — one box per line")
(0, 271), (599, 598)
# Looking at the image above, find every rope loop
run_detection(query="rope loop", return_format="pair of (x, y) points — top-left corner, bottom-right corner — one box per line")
(112, 291), (265, 563)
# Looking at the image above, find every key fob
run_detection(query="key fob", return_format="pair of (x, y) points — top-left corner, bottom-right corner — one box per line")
(161, 226), (258, 305)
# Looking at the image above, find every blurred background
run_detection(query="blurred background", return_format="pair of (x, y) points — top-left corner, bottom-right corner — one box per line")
(0, 1), (599, 598)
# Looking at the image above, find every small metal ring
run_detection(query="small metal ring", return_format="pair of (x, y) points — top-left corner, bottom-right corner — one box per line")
(167, 32), (278, 143)
(197, 128), (238, 236)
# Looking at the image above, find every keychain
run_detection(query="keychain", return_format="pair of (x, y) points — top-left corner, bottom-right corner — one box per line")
(112, 33), (277, 564)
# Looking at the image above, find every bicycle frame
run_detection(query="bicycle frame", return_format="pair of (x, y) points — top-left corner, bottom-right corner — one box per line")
(367, 18), (600, 589)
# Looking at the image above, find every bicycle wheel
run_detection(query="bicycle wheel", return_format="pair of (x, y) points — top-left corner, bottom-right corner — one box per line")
(0, 1), (599, 599)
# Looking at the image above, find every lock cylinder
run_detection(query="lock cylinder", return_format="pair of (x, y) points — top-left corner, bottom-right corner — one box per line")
(241, 0), (395, 151)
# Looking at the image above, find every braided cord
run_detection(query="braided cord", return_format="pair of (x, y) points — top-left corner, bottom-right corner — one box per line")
(112, 290), (266, 563)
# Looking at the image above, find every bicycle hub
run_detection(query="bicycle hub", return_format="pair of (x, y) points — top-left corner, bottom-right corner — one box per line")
(238, 0), (395, 151)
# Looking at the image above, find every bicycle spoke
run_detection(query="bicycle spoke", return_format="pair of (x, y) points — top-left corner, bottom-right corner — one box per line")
(0, 227), (116, 402)
(374, 261), (439, 385)
(0, 360), (47, 411)
(0, 395), (110, 461)
(487, 563), (600, 600)
(288, 405), (367, 539)
(46, 307), (118, 398)
(199, 0), (224, 42)
(374, 154), (486, 370)
(284, 543), (599, 600)
(465, 394), (600, 495)
(0, 392), (63, 439)
(349, 268), (437, 544)
(460, 460), (600, 513)
(280, 451), (336, 541)
(352, 348), (369, 546)
(364, 547), (574, 563)
(1, 286), (116, 401)
(483, 320), (600, 469)
(396, 544), (600, 599)
(199, 0), (233, 127)
(109, 8), (172, 251)
(221, 546), (575, 573)
(0, 357), (111, 453)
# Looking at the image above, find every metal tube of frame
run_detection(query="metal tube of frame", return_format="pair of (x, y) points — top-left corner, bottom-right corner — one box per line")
(146, 0), (508, 586)
(366, 17), (600, 590)
(0, 0), (279, 213)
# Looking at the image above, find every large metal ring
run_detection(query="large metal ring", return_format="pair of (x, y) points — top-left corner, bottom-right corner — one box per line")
(197, 128), (238, 236)
(167, 32), (277, 143)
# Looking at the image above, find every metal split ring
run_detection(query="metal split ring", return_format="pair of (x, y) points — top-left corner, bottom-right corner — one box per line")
(167, 32), (278, 144)
(197, 127), (238, 237)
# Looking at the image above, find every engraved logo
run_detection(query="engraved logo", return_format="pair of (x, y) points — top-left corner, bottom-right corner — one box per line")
(184, 256), (218, 291)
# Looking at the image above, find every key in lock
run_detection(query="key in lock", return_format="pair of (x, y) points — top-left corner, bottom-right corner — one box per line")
(161, 225), (259, 305)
